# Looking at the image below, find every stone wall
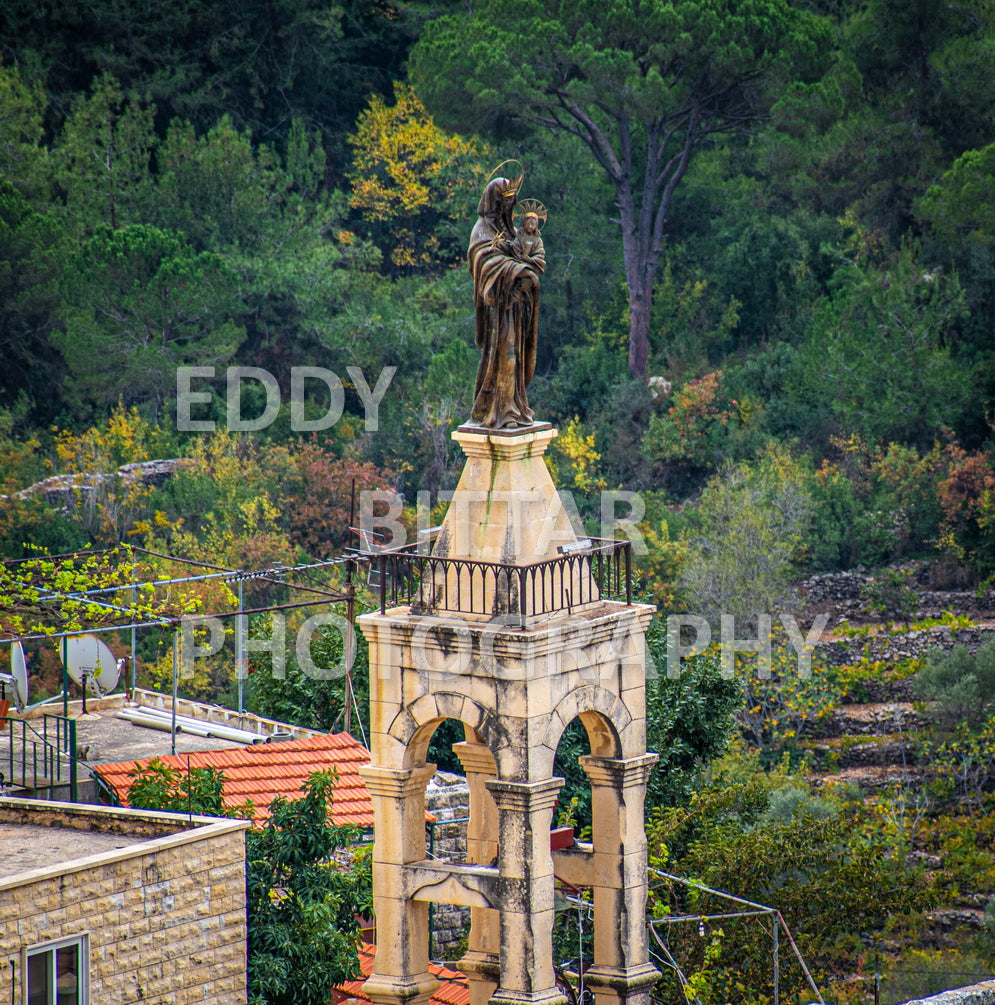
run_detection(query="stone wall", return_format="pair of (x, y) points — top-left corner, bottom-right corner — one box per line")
(424, 770), (470, 960)
(0, 799), (249, 1004)
(801, 569), (995, 618)
(896, 980), (995, 1004)
(820, 626), (995, 680)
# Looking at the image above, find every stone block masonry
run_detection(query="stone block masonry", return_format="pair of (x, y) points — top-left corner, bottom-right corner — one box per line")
(425, 771), (471, 959)
(0, 798), (250, 1005)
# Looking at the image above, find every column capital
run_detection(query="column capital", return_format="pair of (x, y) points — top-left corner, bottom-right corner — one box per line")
(360, 763), (437, 798)
(579, 753), (658, 788)
(453, 423), (556, 463)
(485, 776), (563, 813)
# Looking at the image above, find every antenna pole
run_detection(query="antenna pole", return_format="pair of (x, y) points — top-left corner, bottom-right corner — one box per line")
(237, 579), (245, 713)
(62, 636), (69, 717)
(131, 586), (138, 694)
(171, 630), (179, 756)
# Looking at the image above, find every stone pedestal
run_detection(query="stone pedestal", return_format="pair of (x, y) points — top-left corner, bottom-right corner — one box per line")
(359, 424), (659, 1005)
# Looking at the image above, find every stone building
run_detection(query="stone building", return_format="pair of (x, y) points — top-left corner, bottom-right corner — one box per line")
(0, 796), (249, 1004)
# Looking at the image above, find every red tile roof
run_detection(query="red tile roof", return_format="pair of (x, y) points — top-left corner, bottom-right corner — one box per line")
(95, 732), (380, 826)
(333, 945), (469, 1005)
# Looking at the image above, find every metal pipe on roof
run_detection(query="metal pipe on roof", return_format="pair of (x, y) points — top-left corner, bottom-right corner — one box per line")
(117, 706), (267, 744)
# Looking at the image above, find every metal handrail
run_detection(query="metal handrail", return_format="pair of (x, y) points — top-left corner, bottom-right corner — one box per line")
(371, 539), (632, 626)
(1, 713), (77, 801)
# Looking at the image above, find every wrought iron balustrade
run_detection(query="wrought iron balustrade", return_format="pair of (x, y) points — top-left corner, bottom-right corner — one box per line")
(369, 538), (631, 626)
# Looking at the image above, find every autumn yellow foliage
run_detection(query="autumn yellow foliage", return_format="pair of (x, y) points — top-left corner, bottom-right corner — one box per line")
(348, 83), (487, 268)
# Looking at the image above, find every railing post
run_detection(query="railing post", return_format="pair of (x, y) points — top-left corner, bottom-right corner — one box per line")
(68, 716), (78, 802)
(625, 542), (632, 605)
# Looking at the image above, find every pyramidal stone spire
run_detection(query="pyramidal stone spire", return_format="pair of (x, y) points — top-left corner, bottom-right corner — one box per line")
(420, 423), (600, 625)
(432, 424), (579, 565)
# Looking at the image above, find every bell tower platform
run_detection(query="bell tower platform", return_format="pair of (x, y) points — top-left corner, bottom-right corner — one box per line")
(358, 423), (659, 1005)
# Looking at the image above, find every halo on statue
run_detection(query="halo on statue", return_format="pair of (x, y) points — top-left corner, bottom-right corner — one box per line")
(484, 160), (525, 198)
(514, 199), (547, 231)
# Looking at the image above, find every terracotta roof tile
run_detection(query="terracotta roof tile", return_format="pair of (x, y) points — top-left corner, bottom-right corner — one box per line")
(94, 731), (396, 827)
(332, 945), (469, 1005)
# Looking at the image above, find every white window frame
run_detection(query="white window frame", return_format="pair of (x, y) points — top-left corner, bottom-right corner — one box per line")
(23, 934), (89, 1005)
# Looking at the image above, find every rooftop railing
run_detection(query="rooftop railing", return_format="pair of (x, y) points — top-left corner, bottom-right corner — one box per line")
(1, 713), (78, 801)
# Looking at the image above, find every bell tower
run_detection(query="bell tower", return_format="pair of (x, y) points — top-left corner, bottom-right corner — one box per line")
(358, 422), (659, 1005)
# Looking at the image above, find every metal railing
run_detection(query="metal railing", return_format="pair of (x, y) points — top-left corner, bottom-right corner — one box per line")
(372, 538), (631, 626)
(1, 713), (78, 801)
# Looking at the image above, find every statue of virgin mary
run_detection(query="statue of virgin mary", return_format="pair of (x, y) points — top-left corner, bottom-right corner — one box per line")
(467, 169), (545, 428)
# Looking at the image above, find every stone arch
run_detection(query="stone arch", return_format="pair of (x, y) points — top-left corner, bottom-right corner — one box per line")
(390, 692), (501, 769)
(545, 684), (630, 761)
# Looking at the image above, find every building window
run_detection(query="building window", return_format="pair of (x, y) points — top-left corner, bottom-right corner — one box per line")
(25, 935), (88, 1005)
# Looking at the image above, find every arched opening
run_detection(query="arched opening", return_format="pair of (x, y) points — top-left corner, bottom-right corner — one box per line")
(551, 713), (594, 993)
(394, 713), (500, 965)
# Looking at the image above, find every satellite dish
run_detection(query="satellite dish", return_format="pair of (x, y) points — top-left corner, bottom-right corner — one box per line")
(0, 642), (29, 709)
(11, 642), (28, 709)
(63, 635), (121, 697)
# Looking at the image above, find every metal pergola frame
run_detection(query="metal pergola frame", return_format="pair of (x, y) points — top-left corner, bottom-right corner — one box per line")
(1, 545), (371, 750)
(647, 868), (826, 1005)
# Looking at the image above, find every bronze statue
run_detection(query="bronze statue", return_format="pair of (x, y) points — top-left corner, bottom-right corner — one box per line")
(468, 166), (546, 429)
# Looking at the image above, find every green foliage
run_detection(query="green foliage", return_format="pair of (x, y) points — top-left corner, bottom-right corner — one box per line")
(920, 809), (995, 894)
(861, 567), (919, 623)
(246, 771), (371, 1005)
(680, 445), (813, 623)
(411, 0), (830, 379)
(154, 115), (285, 253)
(648, 760), (934, 1002)
(644, 371), (767, 491)
(0, 544), (179, 639)
(55, 73), (155, 234)
(882, 949), (993, 1005)
(0, 64), (50, 202)
(127, 757), (254, 818)
(0, 178), (68, 420)
(248, 610), (370, 735)
(643, 648), (741, 809)
(915, 641), (995, 731)
(56, 224), (243, 416)
(920, 143), (995, 244)
(735, 639), (841, 755)
(832, 653), (923, 704)
(794, 235), (969, 448)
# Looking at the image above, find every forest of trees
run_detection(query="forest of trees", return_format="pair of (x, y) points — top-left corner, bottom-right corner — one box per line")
(2, 0), (994, 591)
(4, 1), (995, 1002)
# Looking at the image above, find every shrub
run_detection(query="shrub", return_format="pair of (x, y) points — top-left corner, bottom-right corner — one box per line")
(914, 641), (995, 730)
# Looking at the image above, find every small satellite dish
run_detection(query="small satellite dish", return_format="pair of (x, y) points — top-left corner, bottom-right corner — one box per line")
(11, 641), (28, 709)
(63, 635), (121, 697)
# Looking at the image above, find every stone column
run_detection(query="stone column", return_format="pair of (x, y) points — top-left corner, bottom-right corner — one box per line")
(453, 738), (501, 1005)
(360, 764), (439, 1005)
(485, 777), (567, 1005)
(579, 754), (659, 1005)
